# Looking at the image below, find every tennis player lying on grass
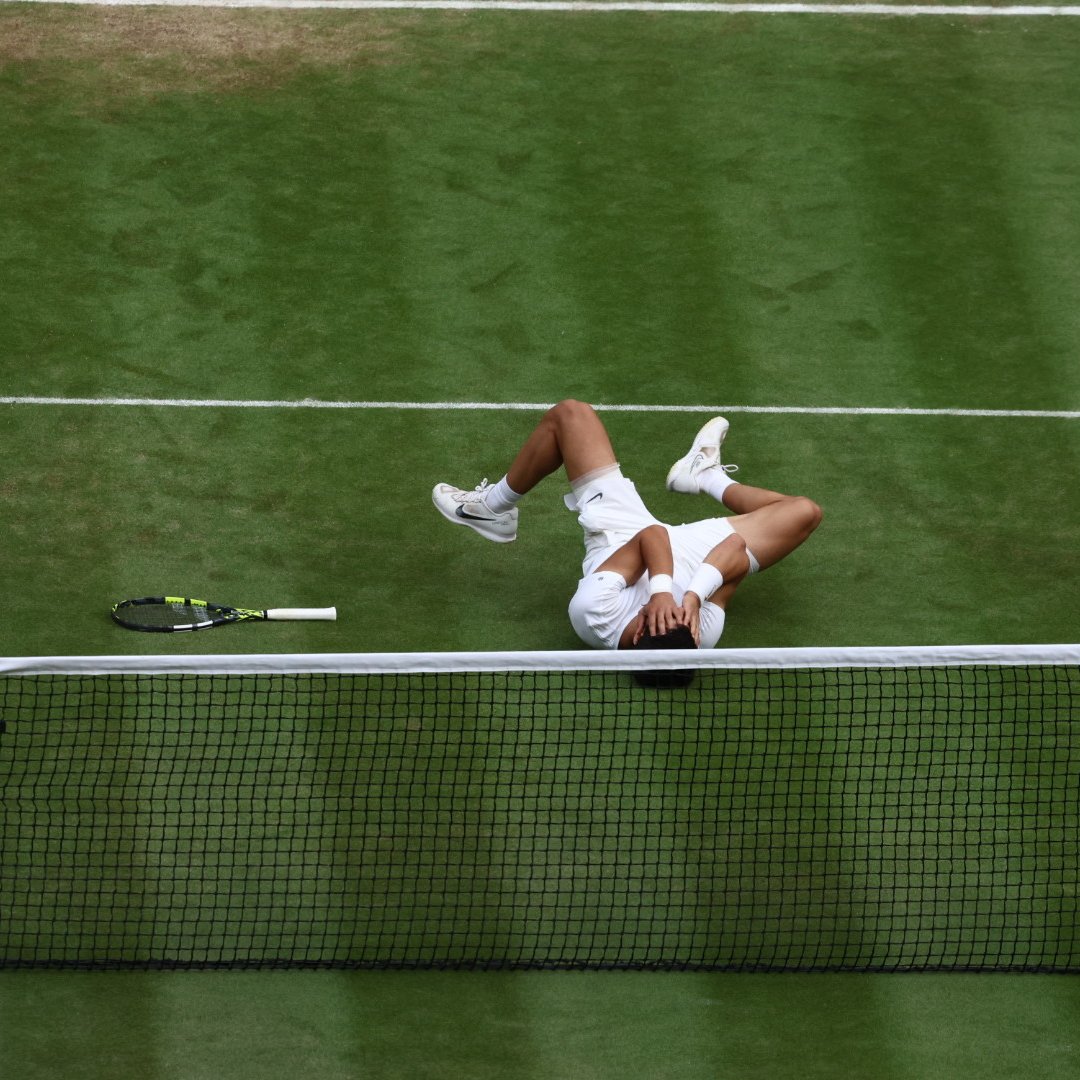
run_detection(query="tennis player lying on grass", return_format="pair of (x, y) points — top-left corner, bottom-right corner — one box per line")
(433, 400), (821, 651)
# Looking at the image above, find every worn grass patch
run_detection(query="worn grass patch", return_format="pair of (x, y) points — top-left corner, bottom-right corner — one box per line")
(0, 4), (417, 98)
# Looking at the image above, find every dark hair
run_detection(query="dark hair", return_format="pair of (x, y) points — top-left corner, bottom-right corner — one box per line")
(632, 625), (697, 688)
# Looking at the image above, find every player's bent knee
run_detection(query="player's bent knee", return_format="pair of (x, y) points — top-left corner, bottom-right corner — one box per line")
(792, 496), (823, 534)
(553, 398), (597, 424)
(551, 399), (609, 448)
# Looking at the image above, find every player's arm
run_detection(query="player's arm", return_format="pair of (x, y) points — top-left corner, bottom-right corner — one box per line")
(680, 534), (751, 644)
(594, 524), (682, 640)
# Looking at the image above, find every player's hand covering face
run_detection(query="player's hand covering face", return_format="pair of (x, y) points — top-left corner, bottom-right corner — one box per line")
(632, 594), (694, 645)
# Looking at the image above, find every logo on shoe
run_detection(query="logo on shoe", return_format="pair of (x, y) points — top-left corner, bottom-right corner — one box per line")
(456, 506), (495, 522)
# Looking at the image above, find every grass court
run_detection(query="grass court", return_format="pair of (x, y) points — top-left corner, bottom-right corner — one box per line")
(1, 2), (1078, 1077)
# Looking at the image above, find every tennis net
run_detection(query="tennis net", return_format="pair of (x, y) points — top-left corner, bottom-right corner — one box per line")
(1, 646), (1077, 972)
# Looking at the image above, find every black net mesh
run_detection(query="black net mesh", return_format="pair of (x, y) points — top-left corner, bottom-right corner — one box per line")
(0, 664), (1077, 971)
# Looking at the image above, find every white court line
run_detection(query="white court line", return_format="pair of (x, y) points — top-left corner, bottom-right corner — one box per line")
(7, 0), (1080, 13)
(1, 396), (1078, 417)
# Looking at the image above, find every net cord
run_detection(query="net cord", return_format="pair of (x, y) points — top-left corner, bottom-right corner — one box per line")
(1, 643), (1078, 676)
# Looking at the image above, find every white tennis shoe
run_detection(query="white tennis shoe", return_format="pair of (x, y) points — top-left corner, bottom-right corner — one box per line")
(665, 416), (737, 494)
(432, 480), (519, 543)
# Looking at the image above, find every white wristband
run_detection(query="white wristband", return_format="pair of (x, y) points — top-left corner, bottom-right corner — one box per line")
(686, 563), (724, 603)
(648, 573), (674, 596)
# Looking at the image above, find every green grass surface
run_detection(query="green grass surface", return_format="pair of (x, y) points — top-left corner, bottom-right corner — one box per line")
(1, 3), (1079, 1078)
(4, 9), (1080, 411)
(1, 971), (1078, 1080)
(2, 7), (1080, 656)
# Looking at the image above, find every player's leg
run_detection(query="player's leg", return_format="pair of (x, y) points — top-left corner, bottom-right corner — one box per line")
(505, 398), (618, 491)
(688, 472), (820, 572)
(433, 400), (617, 542)
(666, 415), (821, 571)
(726, 492), (821, 571)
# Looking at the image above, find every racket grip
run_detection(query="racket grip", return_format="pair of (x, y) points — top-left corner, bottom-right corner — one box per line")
(264, 607), (338, 621)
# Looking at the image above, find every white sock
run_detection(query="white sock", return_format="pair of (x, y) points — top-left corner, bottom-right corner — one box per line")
(697, 468), (739, 505)
(483, 475), (522, 514)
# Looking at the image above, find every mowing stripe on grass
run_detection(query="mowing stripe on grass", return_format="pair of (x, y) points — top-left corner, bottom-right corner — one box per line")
(8, 0), (1080, 13)
(2, 396), (1078, 418)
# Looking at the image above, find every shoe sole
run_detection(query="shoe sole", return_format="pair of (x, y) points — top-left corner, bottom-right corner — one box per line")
(665, 416), (729, 492)
(432, 487), (517, 543)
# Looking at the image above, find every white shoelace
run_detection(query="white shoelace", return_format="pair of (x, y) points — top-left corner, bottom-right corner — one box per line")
(452, 479), (492, 504)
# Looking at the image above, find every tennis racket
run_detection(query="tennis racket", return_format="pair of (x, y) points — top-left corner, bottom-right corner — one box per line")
(111, 597), (338, 633)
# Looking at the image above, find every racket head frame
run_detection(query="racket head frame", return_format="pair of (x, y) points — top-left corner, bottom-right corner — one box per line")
(111, 597), (266, 633)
